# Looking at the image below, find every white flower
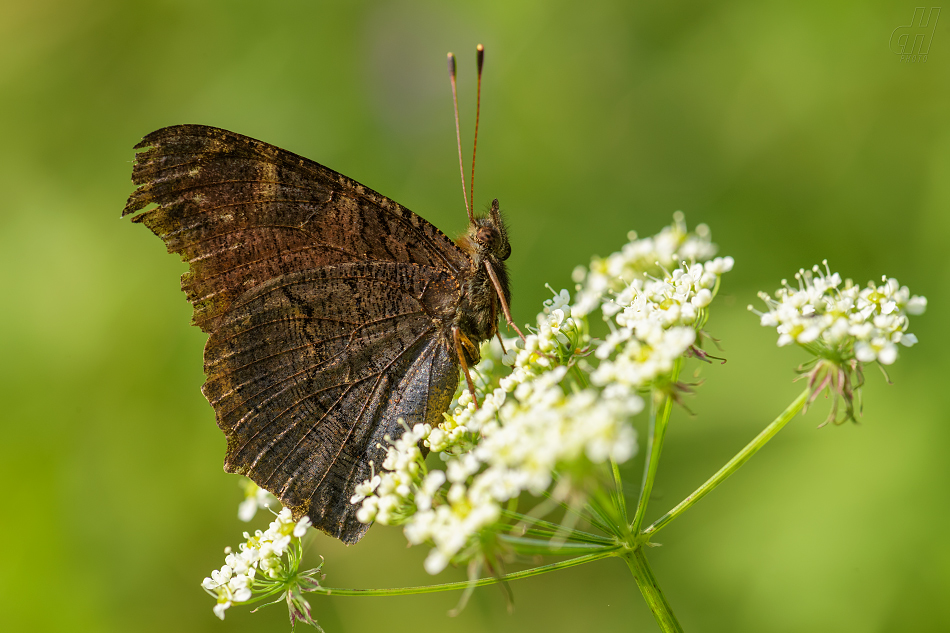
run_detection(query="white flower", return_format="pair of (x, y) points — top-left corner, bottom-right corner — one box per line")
(691, 288), (712, 308)
(213, 601), (231, 620)
(237, 480), (275, 522)
(424, 549), (450, 575)
(753, 261), (925, 367)
(350, 474), (381, 504)
(571, 213), (722, 317)
(543, 286), (572, 313)
(906, 296), (927, 315)
(705, 256), (734, 274)
(293, 515), (312, 538)
(203, 506), (319, 621)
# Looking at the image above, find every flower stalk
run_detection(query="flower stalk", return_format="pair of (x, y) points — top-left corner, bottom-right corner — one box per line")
(623, 548), (683, 633)
(642, 386), (810, 539)
(630, 383), (677, 534)
(314, 551), (620, 597)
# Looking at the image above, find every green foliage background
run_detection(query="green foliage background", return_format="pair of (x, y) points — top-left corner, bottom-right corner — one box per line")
(1, 1), (947, 631)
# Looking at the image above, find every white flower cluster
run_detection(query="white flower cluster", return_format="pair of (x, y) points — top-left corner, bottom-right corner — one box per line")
(355, 216), (732, 576)
(571, 211), (719, 317)
(752, 262), (927, 365)
(356, 295), (642, 574)
(592, 258), (734, 389)
(353, 330), (643, 574)
(202, 508), (312, 620)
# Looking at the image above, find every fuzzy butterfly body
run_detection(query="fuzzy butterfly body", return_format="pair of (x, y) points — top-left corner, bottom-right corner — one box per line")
(124, 125), (510, 543)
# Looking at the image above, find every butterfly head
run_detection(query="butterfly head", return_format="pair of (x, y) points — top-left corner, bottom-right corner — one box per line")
(466, 198), (510, 262)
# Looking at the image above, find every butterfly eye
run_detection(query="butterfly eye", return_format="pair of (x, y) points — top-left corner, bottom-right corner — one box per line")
(476, 226), (494, 245)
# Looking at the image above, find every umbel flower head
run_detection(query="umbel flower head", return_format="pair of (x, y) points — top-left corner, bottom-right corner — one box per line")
(752, 261), (926, 424)
(356, 215), (733, 577)
(202, 508), (323, 630)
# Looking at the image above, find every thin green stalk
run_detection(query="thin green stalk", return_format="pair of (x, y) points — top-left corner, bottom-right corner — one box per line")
(642, 386), (809, 538)
(623, 548), (683, 633)
(545, 473), (617, 535)
(513, 527), (612, 545)
(588, 485), (626, 534)
(630, 387), (675, 533)
(498, 511), (615, 545)
(314, 550), (617, 597)
(571, 363), (590, 389)
(511, 526), (612, 544)
(611, 459), (628, 522)
(497, 535), (619, 555)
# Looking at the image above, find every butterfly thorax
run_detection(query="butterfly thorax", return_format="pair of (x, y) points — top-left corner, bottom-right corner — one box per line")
(453, 204), (511, 364)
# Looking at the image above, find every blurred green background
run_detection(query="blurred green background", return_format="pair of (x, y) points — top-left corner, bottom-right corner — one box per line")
(2, 1), (947, 631)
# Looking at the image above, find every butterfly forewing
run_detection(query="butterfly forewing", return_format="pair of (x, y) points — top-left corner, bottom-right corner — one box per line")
(124, 125), (470, 542)
(122, 125), (468, 333)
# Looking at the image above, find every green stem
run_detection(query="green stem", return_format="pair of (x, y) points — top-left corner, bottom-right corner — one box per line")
(623, 548), (683, 632)
(314, 550), (618, 597)
(496, 535), (618, 555)
(642, 386), (809, 538)
(571, 362), (590, 389)
(611, 459), (628, 523)
(545, 471), (618, 535)
(499, 511), (615, 545)
(630, 387), (675, 533)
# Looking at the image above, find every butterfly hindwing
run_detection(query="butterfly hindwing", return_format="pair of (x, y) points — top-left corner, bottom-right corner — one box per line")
(202, 262), (460, 542)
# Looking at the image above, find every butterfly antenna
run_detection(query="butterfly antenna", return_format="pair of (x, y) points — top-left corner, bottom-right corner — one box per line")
(448, 52), (474, 225)
(469, 44), (484, 218)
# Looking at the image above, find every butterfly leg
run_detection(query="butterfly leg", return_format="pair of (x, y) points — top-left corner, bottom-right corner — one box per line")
(495, 330), (507, 355)
(484, 260), (527, 342)
(487, 289), (508, 355)
(453, 326), (480, 408)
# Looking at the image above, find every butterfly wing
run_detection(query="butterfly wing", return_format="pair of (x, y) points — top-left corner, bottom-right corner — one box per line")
(123, 124), (469, 333)
(202, 262), (460, 543)
(124, 125), (469, 542)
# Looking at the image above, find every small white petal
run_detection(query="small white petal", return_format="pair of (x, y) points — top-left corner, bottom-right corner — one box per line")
(877, 343), (898, 365)
(906, 296), (927, 315)
(854, 342), (877, 363)
(691, 288), (712, 308)
(213, 602), (230, 620)
(424, 550), (449, 575)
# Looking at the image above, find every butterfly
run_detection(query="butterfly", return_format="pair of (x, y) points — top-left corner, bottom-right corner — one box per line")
(123, 54), (518, 544)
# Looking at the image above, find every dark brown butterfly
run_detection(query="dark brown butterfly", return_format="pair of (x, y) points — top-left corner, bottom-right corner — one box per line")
(123, 52), (519, 544)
